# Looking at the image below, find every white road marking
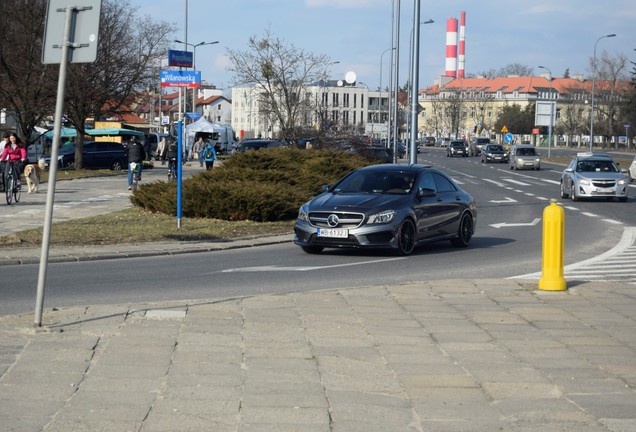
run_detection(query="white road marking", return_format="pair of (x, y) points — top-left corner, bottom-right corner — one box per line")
(221, 257), (406, 273)
(489, 218), (541, 229)
(489, 197), (518, 204)
(501, 178), (532, 186)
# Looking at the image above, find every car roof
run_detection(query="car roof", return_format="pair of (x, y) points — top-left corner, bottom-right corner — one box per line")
(574, 152), (613, 160)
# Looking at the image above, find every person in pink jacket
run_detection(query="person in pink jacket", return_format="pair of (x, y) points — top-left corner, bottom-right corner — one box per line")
(0, 133), (27, 189)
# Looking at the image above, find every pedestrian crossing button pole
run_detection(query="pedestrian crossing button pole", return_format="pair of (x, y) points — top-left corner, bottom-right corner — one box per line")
(539, 199), (567, 291)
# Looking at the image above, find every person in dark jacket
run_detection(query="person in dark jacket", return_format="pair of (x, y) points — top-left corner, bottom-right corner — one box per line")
(126, 137), (146, 190)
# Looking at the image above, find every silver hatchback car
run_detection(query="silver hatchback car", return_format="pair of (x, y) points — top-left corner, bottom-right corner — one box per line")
(509, 144), (540, 170)
(560, 153), (628, 202)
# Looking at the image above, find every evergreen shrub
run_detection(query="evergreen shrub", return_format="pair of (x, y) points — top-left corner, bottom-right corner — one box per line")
(131, 148), (370, 222)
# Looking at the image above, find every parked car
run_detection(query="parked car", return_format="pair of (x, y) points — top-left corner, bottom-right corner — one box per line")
(480, 143), (509, 163)
(628, 155), (636, 182)
(237, 139), (284, 152)
(353, 146), (394, 163)
(509, 144), (540, 170)
(446, 140), (468, 157)
(469, 137), (490, 156)
(293, 163), (477, 256)
(41, 141), (128, 171)
(559, 152), (628, 202)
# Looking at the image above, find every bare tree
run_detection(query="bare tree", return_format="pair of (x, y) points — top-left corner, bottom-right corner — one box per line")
(226, 28), (333, 141)
(0, 0), (58, 143)
(64, 0), (174, 168)
(588, 51), (629, 147)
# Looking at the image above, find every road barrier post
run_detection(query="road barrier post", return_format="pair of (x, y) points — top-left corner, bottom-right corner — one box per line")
(539, 199), (567, 291)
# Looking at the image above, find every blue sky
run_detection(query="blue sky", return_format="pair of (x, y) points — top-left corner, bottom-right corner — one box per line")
(134, 0), (635, 92)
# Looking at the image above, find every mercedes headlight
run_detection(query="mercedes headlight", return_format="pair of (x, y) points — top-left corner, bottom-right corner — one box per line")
(368, 210), (396, 224)
(297, 204), (309, 222)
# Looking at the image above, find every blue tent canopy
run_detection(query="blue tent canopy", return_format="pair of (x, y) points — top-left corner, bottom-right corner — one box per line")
(86, 127), (144, 137)
(44, 127), (77, 139)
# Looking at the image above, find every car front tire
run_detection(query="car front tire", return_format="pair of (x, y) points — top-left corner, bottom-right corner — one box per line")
(395, 219), (416, 256)
(560, 181), (568, 199)
(111, 160), (124, 171)
(570, 183), (578, 201)
(451, 212), (473, 248)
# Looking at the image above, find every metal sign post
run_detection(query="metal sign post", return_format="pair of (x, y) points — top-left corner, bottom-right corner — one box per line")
(35, 0), (101, 327)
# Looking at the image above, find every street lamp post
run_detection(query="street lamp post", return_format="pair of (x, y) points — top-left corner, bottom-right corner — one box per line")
(174, 39), (219, 119)
(406, 17), (434, 160)
(589, 33), (616, 152)
(538, 65), (554, 158)
(379, 47), (394, 145)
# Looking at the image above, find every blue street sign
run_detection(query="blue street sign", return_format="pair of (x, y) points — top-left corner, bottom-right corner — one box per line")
(160, 70), (201, 88)
(504, 133), (513, 143)
(168, 49), (193, 68)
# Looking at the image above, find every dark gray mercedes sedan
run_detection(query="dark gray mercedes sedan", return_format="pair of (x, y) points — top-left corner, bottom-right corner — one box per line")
(294, 164), (477, 255)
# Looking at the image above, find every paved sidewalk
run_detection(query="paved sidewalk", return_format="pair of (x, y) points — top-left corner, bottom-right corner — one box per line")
(1, 278), (636, 431)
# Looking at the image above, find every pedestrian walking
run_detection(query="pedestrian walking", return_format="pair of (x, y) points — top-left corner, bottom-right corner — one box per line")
(192, 136), (205, 168)
(202, 140), (217, 170)
(157, 136), (167, 165)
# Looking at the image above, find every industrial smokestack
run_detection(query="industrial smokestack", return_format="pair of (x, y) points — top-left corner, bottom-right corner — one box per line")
(445, 17), (458, 78)
(458, 11), (466, 78)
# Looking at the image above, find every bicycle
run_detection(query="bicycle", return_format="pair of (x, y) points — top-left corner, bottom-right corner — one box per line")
(4, 161), (22, 205)
(167, 158), (177, 181)
(130, 162), (141, 192)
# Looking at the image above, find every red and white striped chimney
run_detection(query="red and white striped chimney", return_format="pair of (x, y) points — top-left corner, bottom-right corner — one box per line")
(458, 11), (466, 78)
(445, 17), (458, 77)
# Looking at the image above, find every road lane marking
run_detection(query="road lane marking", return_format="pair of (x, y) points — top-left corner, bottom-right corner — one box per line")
(220, 257), (406, 273)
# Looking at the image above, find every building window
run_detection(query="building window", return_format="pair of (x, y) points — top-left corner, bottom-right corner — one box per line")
(343, 93), (349, 108)
(353, 94), (357, 108)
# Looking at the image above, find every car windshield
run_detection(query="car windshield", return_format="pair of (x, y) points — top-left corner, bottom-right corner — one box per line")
(333, 171), (416, 195)
(488, 145), (504, 152)
(576, 159), (619, 173)
(451, 142), (464, 147)
(517, 148), (535, 156)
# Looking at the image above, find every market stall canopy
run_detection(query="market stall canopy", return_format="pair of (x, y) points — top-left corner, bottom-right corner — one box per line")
(86, 127), (144, 137)
(186, 117), (223, 138)
(44, 127), (77, 138)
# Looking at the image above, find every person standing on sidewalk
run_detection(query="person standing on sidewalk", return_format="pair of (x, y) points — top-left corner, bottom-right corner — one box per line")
(126, 137), (146, 190)
(192, 136), (205, 168)
(202, 140), (217, 170)
(157, 136), (167, 165)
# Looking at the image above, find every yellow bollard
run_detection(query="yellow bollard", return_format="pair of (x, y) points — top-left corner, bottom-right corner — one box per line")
(539, 199), (567, 291)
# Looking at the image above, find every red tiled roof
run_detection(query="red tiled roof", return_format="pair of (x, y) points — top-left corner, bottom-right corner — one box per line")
(420, 76), (629, 96)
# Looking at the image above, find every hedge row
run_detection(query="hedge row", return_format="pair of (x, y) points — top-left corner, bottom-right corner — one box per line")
(131, 148), (371, 222)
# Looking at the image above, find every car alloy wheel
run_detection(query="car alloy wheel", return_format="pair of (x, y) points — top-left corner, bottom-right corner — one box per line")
(395, 219), (416, 256)
(570, 183), (578, 201)
(451, 212), (473, 248)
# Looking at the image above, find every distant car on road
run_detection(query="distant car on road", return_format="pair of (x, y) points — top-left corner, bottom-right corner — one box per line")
(293, 163), (477, 256)
(509, 144), (540, 170)
(237, 139), (284, 152)
(423, 136), (436, 147)
(42, 141), (128, 171)
(560, 152), (628, 202)
(469, 137), (490, 156)
(446, 140), (468, 157)
(436, 137), (450, 147)
(480, 143), (508, 163)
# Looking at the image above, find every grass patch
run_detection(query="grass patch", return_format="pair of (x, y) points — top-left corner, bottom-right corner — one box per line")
(0, 207), (294, 247)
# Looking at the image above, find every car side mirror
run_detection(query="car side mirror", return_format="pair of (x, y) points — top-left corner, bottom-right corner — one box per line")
(322, 184), (330, 192)
(565, 168), (573, 173)
(418, 188), (436, 197)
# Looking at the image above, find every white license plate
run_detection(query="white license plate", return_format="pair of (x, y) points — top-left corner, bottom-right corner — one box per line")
(595, 188), (612, 194)
(317, 228), (348, 238)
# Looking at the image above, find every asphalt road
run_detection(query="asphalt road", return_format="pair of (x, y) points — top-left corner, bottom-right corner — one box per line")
(1, 149), (634, 316)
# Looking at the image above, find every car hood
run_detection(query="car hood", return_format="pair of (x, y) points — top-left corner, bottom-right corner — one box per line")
(575, 172), (626, 180)
(307, 192), (406, 212)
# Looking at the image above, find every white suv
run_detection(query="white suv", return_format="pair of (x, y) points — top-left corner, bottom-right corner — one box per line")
(509, 144), (540, 170)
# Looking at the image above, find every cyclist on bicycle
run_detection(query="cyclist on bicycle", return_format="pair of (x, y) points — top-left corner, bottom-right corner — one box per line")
(163, 138), (178, 178)
(0, 133), (27, 191)
(126, 137), (146, 190)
